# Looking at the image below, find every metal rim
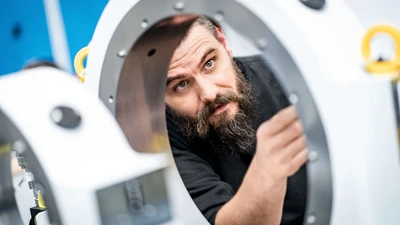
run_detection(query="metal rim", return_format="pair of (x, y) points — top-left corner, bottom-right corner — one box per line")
(0, 145), (22, 225)
(0, 110), (62, 225)
(96, 0), (333, 224)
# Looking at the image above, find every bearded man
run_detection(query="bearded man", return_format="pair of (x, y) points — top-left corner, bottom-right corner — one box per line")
(165, 16), (308, 225)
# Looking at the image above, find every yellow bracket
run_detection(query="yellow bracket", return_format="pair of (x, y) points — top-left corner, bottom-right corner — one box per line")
(74, 46), (90, 83)
(37, 190), (46, 208)
(361, 24), (400, 81)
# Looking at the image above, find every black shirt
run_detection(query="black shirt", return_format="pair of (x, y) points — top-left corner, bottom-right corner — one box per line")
(166, 55), (307, 225)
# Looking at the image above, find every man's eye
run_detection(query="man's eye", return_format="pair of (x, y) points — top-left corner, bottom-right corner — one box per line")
(205, 59), (214, 69)
(178, 81), (186, 87)
(174, 80), (187, 91)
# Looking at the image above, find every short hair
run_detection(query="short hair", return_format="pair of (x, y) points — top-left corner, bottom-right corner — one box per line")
(191, 16), (219, 39)
(179, 16), (221, 45)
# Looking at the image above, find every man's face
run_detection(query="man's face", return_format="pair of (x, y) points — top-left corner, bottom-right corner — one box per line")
(166, 24), (239, 126)
(165, 23), (257, 154)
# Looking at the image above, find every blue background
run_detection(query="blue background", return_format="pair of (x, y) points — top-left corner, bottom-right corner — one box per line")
(0, 0), (108, 75)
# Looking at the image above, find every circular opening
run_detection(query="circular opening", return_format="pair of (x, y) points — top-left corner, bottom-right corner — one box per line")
(109, 96), (114, 103)
(147, 49), (156, 57)
(113, 13), (328, 225)
(97, 2), (332, 224)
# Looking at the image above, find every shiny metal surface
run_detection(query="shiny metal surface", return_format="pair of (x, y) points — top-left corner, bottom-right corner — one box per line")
(116, 14), (197, 153)
(0, 109), (62, 225)
(96, 169), (171, 225)
(0, 142), (23, 225)
(97, 0), (333, 224)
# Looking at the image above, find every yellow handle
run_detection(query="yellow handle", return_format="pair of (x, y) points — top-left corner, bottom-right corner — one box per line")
(37, 190), (46, 208)
(361, 24), (400, 78)
(74, 46), (90, 83)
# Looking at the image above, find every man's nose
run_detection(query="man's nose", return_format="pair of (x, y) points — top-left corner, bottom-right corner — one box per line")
(197, 77), (218, 103)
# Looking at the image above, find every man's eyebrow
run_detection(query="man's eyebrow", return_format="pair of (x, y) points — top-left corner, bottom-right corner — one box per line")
(166, 74), (186, 86)
(166, 48), (216, 87)
(198, 48), (217, 68)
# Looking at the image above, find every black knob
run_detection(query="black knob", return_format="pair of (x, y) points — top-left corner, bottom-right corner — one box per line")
(50, 106), (81, 129)
(299, 0), (325, 10)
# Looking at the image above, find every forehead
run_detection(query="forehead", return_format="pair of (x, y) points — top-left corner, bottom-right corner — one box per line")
(170, 25), (217, 64)
(179, 24), (216, 49)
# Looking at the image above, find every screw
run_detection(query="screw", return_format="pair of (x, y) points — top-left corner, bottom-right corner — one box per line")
(173, 1), (184, 11)
(28, 181), (35, 190)
(141, 19), (148, 28)
(16, 156), (26, 168)
(289, 93), (299, 104)
(308, 151), (318, 162)
(125, 179), (144, 213)
(214, 11), (224, 22)
(307, 214), (316, 224)
(117, 50), (127, 58)
(256, 39), (268, 50)
(13, 140), (26, 154)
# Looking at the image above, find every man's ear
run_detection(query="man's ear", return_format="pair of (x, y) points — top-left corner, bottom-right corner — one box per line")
(216, 27), (233, 57)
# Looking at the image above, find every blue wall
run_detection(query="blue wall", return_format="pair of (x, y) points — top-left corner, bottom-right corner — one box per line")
(0, 0), (108, 75)
(0, 0), (52, 75)
(59, 0), (108, 72)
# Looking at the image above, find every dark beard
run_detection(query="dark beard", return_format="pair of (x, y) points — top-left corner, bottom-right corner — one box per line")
(166, 59), (258, 156)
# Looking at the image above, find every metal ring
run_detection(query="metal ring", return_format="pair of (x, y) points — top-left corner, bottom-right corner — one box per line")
(74, 46), (90, 82)
(91, 0), (333, 224)
(361, 24), (400, 75)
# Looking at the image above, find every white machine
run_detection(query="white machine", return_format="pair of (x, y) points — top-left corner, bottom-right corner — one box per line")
(81, 0), (400, 225)
(2, 0), (400, 225)
(0, 68), (180, 225)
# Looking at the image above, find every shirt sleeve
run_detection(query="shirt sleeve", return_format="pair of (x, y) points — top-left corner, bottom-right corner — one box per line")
(167, 125), (235, 224)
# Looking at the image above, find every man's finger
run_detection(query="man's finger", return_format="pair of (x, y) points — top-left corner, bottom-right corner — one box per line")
(258, 105), (298, 137)
(267, 119), (303, 150)
(288, 149), (308, 176)
(280, 134), (307, 162)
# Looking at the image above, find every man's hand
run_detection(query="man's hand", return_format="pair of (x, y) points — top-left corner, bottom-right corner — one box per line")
(254, 105), (308, 184)
(215, 105), (308, 225)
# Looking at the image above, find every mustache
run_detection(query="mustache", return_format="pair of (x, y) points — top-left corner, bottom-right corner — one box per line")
(197, 90), (240, 124)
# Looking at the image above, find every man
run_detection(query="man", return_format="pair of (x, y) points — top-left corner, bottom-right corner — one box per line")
(165, 16), (308, 225)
